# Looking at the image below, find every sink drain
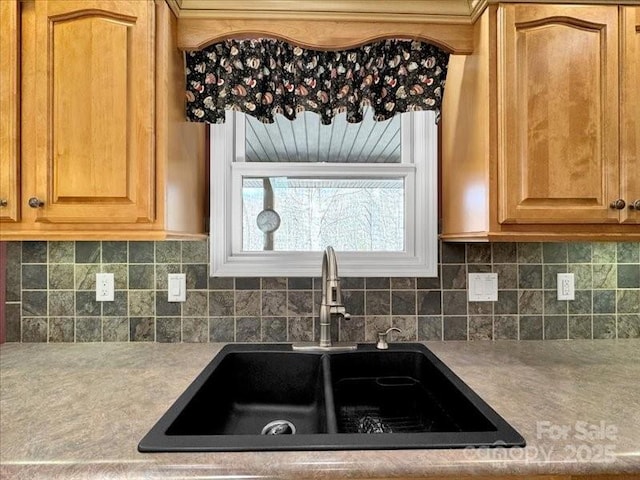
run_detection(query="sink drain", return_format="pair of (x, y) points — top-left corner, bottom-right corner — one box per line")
(261, 420), (296, 435)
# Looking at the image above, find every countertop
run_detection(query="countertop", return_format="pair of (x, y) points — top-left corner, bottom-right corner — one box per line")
(1, 340), (639, 479)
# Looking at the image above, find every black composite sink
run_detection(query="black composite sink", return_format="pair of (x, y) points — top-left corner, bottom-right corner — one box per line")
(138, 343), (525, 452)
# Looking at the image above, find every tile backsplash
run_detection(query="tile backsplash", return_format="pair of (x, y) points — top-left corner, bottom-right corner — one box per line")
(3, 240), (639, 343)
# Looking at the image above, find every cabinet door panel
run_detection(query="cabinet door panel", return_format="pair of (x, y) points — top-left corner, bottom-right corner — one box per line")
(498, 5), (619, 224)
(0, 0), (20, 223)
(620, 7), (640, 225)
(28, 1), (154, 224)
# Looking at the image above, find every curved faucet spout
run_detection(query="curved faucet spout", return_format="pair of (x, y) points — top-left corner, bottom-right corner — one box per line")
(319, 246), (350, 348)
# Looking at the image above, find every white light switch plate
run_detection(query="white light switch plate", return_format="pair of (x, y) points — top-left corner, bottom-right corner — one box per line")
(557, 273), (575, 300)
(168, 273), (186, 302)
(468, 273), (498, 302)
(96, 273), (114, 302)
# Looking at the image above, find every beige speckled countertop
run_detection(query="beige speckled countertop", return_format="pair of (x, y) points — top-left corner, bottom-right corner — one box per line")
(1, 340), (639, 480)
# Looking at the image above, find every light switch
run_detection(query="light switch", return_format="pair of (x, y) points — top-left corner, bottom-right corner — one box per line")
(468, 273), (498, 302)
(168, 273), (186, 302)
(557, 273), (575, 301)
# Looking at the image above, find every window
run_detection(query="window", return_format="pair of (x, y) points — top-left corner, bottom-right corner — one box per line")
(210, 109), (438, 277)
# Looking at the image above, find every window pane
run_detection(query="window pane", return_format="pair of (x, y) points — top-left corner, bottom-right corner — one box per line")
(242, 177), (404, 252)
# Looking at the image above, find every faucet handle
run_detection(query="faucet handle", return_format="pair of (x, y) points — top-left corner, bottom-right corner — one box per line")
(376, 327), (402, 350)
(331, 305), (350, 320)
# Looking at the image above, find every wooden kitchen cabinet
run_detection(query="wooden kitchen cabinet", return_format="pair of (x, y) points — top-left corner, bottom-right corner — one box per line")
(0, 0), (20, 223)
(1, 0), (206, 240)
(442, 4), (640, 241)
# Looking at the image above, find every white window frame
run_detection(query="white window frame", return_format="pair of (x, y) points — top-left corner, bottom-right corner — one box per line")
(210, 110), (438, 277)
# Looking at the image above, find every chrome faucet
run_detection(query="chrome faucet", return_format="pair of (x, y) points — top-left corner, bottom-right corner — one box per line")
(292, 246), (356, 351)
(318, 246), (350, 347)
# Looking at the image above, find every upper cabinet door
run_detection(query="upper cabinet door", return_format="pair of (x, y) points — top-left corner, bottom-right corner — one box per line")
(0, 0), (20, 223)
(24, 0), (154, 224)
(497, 4), (619, 224)
(620, 6), (640, 225)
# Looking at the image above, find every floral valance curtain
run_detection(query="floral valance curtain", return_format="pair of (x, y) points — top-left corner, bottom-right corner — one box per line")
(185, 38), (449, 125)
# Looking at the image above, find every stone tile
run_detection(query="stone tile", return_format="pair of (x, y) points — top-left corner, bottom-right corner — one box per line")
(391, 291), (416, 315)
(568, 243), (592, 264)
(417, 276), (441, 289)
(544, 291), (568, 315)
(22, 264), (47, 290)
(75, 264), (99, 290)
(156, 293), (182, 317)
(182, 318), (209, 343)
(441, 243), (465, 263)
(48, 291), (75, 317)
(443, 316), (467, 341)
(261, 317), (287, 342)
(288, 291), (313, 315)
(517, 243), (542, 264)
(6, 242), (22, 302)
(128, 265), (154, 290)
(49, 264), (74, 290)
(343, 290), (364, 316)
(543, 243), (567, 263)
(49, 242), (74, 263)
(390, 277), (415, 290)
(617, 314), (640, 339)
(568, 290), (592, 315)
(130, 317), (155, 342)
(543, 265), (565, 290)
(519, 290), (543, 315)
(110, 264), (128, 290)
(128, 290), (155, 317)
(365, 316), (391, 342)
(492, 243), (517, 264)
(418, 316), (442, 341)
(236, 290), (261, 316)
(103, 291), (128, 317)
(236, 317), (261, 342)
(467, 264), (491, 274)
(617, 242), (639, 264)
(442, 290), (467, 316)
(209, 291), (234, 317)
(592, 264), (617, 289)
(182, 240), (208, 263)
(103, 317), (129, 342)
(288, 278), (312, 290)
(494, 264), (517, 290)
(569, 315), (592, 340)
(235, 277), (260, 290)
(468, 300), (492, 315)
(209, 277), (234, 290)
(262, 290), (287, 316)
(185, 264), (209, 290)
(568, 264), (592, 290)
(209, 317), (235, 342)
(342, 277), (365, 289)
(49, 317), (75, 342)
(184, 291), (208, 317)
(390, 316), (417, 341)
(21, 318), (47, 342)
(155, 264), (180, 290)
(593, 290), (616, 314)
(335, 316), (360, 342)
(156, 317), (181, 343)
(520, 316), (543, 340)
(366, 290), (390, 315)
(366, 277), (390, 289)
(5, 304), (21, 342)
(469, 316), (492, 340)
(592, 243), (616, 263)
(128, 241), (154, 263)
(76, 317), (102, 342)
(102, 241), (128, 263)
(288, 317), (314, 342)
(75, 241), (100, 263)
(22, 291), (47, 317)
(593, 315), (616, 339)
(466, 244), (491, 264)
(76, 291), (101, 317)
(262, 277), (286, 290)
(617, 289), (640, 314)
(22, 241), (47, 263)
(155, 241), (181, 264)
(617, 264), (640, 288)
(441, 264), (466, 289)
(494, 315), (518, 340)
(495, 290), (518, 315)
(544, 316), (568, 340)
(518, 264), (542, 289)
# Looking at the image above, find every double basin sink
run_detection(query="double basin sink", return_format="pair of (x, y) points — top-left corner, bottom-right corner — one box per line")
(138, 343), (525, 452)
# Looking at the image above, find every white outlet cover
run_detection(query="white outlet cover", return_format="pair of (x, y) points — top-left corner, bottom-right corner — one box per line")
(557, 273), (575, 301)
(96, 273), (115, 302)
(468, 273), (498, 302)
